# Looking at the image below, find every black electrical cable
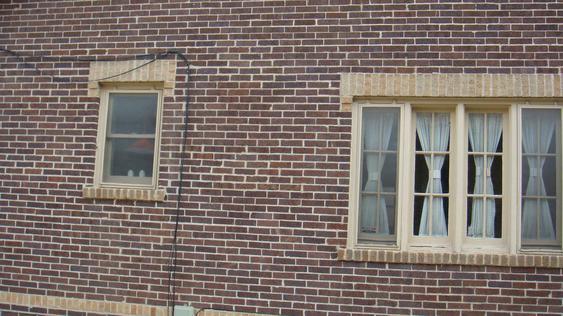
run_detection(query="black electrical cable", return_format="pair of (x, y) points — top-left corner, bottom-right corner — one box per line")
(1, 47), (191, 316)
(1, 47), (60, 81)
(1, 47), (171, 82)
(165, 50), (191, 316)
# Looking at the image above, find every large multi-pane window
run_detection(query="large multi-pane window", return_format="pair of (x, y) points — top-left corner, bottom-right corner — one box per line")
(350, 102), (562, 253)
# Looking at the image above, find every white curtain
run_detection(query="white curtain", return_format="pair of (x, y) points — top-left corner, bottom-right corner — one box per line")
(467, 114), (503, 238)
(361, 111), (395, 234)
(417, 113), (449, 236)
(522, 111), (556, 240)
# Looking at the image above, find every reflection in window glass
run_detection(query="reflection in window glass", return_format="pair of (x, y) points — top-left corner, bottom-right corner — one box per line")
(521, 109), (561, 248)
(103, 93), (159, 186)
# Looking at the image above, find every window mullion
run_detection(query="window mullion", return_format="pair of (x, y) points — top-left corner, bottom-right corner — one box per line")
(482, 113), (489, 239)
(400, 103), (412, 251)
(559, 109), (563, 252)
(429, 113), (435, 235)
(510, 105), (519, 254)
(453, 103), (465, 252)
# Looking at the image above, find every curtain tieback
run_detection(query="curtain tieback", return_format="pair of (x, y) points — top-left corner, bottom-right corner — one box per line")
(369, 172), (379, 180)
(530, 167), (538, 177)
(476, 167), (492, 177)
(432, 170), (441, 179)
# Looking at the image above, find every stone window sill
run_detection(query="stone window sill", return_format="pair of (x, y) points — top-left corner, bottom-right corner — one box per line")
(83, 186), (166, 202)
(337, 248), (563, 268)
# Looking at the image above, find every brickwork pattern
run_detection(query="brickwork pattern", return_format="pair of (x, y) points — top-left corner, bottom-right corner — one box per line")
(1, 0), (562, 315)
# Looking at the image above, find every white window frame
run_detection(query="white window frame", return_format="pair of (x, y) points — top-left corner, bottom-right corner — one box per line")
(93, 87), (164, 190)
(348, 100), (563, 256)
(406, 107), (456, 251)
(350, 103), (405, 248)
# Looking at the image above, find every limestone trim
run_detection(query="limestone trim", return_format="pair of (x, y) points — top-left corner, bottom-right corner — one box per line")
(88, 59), (177, 97)
(340, 74), (563, 111)
(337, 248), (563, 268)
(82, 186), (166, 202)
(0, 291), (275, 316)
(0, 291), (167, 316)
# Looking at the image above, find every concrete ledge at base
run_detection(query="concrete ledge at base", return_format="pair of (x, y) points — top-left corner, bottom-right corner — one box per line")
(82, 186), (166, 202)
(337, 248), (563, 268)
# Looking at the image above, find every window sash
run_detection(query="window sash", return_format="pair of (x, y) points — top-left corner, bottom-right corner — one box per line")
(355, 105), (401, 246)
(412, 111), (451, 239)
(96, 90), (162, 189)
(520, 107), (562, 249)
(465, 112), (505, 240)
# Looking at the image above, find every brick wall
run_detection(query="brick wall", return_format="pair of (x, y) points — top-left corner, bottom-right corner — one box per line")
(1, 1), (562, 315)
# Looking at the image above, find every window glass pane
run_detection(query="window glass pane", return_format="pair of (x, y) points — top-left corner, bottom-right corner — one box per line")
(413, 195), (425, 235)
(521, 109), (561, 247)
(431, 113), (450, 151)
(361, 153), (379, 193)
(382, 194), (396, 235)
(467, 154), (476, 195)
(493, 198), (502, 238)
(109, 93), (158, 134)
(437, 154), (449, 194)
(103, 138), (155, 184)
(414, 154), (428, 194)
(486, 114), (502, 150)
(380, 153), (397, 193)
(491, 155), (502, 195)
(467, 197), (502, 238)
(412, 196), (448, 236)
(468, 113), (485, 153)
(358, 107), (399, 243)
(543, 155), (557, 197)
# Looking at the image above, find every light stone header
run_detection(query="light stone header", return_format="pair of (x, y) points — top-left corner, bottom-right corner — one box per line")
(340, 73), (563, 111)
(88, 59), (177, 97)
